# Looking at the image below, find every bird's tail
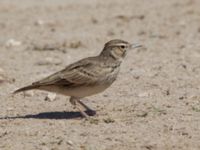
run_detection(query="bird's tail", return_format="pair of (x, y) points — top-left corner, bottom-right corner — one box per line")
(13, 84), (39, 94)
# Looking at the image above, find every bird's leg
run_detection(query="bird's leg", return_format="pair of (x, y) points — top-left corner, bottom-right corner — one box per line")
(69, 97), (89, 118)
(76, 99), (93, 111)
(76, 99), (96, 116)
(69, 97), (76, 109)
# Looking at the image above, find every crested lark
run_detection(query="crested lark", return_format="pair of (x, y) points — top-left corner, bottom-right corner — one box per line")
(14, 39), (141, 118)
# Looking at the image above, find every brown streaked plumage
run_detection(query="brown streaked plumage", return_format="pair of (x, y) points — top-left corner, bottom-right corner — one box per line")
(13, 39), (141, 118)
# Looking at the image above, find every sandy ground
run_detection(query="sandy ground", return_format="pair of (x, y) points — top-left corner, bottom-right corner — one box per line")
(1, 0), (200, 149)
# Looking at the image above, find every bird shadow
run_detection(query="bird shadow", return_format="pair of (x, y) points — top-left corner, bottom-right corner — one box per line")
(0, 110), (96, 120)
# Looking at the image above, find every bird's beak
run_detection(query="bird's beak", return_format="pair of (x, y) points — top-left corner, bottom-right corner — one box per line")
(130, 43), (142, 49)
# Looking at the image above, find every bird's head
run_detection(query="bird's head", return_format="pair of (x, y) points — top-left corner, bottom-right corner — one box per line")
(100, 39), (141, 61)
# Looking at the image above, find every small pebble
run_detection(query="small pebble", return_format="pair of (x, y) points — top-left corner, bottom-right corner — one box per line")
(5, 39), (22, 47)
(103, 118), (115, 123)
(69, 41), (83, 49)
(0, 75), (5, 83)
(67, 140), (73, 146)
(138, 92), (149, 98)
(7, 107), (14, 111)
(0, 68), (4, 74)
(45, 93), (57, 101)
(89, 118), (99, 125)
(179, 20), (186, 27)
(0, 68), (6, 83)
(34, 19), (45, 26)
(136, 111), (148, 117)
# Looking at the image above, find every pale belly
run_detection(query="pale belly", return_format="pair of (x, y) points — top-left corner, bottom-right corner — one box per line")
(40, 84), (111, 98)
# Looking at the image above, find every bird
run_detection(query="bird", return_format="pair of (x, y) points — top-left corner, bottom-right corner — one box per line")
(13, 39), (142, 118)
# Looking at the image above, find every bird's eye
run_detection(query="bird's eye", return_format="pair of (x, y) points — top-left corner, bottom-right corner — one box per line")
(120, 45), (125, 49)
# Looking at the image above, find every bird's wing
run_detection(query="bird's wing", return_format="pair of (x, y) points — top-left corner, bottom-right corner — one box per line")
(32, 57), (105, 87)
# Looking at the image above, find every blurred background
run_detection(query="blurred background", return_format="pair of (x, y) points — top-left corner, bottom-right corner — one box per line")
(0, 0), (200, 149)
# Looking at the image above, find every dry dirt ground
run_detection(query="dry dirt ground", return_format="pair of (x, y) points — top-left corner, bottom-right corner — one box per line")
(1, 0), (200, 149)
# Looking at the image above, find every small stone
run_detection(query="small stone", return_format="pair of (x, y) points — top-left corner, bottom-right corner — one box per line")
(0, 68), (4, 74)
(0, 75), (5, 83)
(67, 140), (73, 146)
(103, 94), (109, 97)
(137, 15), (145, 20)
(35, 19), (45, 26)
(69, 41), (83, 49)
(179, 20), (186, 27)
(89, 118), (99, 125)
(7, 107), (14, 111)
(136, 111), (148, 117)
(103, 117), (115, 123)
(107, 30), (115, 36)
(138, 92), (149, 98)
(45, 93), (57, 101)
(91, 17), (98, 24)
(0, 68), (6, 83)
(179, 96), (185, 100)
(138, 30), (146, 36)
(115, 15), (131, 22)
(198, 27), (200, 33)
(57, 139), (63, 145)
(5, 39), (22, 47)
